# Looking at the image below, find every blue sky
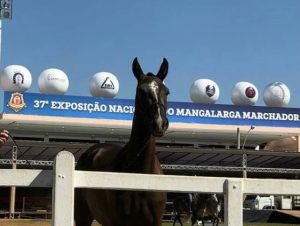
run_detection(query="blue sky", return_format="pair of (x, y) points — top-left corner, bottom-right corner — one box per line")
(1, 0), (300, 107)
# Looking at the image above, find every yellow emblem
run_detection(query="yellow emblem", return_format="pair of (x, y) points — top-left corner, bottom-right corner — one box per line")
(7, 92), (27, 112)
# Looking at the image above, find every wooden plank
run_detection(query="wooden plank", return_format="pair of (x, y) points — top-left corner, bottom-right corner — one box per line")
(0, 169), (52, 187)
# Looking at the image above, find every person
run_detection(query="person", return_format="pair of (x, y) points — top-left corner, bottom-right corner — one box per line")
(0, 130), (9, 148)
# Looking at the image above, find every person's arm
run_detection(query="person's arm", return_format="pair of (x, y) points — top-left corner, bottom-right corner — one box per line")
(0, 130), (9, 148)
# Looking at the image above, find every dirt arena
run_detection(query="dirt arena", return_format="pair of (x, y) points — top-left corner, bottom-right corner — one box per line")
(0, 219), (49, 226)
(0, 219), (102, 226)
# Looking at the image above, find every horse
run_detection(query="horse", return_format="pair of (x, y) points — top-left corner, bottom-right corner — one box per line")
(172, 194), (192, 226)
(191, 194), (222, 226)
(74, 57), (170, 226)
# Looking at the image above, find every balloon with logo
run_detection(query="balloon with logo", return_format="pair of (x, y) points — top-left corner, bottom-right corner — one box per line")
(263, 82), (290, 107)
(0, 65), (32, 92)
(38, 68), (69, 94)
(231, 81), (258, 106)
(89, 72), (119, 98)
(190, 78), (220, 104)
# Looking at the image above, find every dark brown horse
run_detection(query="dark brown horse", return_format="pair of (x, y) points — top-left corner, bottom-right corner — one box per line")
(74, 58), (170, 226)
(172, 194), (192, 226)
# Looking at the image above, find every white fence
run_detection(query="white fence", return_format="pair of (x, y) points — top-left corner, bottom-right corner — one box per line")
(1, 151), (300, 226)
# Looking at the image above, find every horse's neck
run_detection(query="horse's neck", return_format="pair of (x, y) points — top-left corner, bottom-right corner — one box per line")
(121, 113), (157, 172)
(129, 113), (152, 144)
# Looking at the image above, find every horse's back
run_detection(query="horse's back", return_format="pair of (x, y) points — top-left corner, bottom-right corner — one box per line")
(76, 143), (122, 171)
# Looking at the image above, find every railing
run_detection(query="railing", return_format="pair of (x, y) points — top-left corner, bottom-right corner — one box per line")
(1, 151), (300, 226)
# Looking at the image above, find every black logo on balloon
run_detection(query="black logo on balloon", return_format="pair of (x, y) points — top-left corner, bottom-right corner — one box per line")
(245, 87), (256, 98)
(13, 73), (24, 85)
(101, 77), (115, 89)
(205, 85), (215, 97)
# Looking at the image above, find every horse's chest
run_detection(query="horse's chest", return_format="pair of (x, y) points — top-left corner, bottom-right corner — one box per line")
(118, 191), (154, 215)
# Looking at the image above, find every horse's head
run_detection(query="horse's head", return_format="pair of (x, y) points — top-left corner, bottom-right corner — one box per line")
(132, 57), (169, 137)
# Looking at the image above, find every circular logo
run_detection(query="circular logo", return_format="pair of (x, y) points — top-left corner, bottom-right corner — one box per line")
(205, 85), (215, 97)
(245, 87), (256, 98)
(13, 72), (24, 85)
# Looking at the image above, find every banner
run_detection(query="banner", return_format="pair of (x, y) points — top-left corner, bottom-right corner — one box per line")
(2, 92), (300, 127)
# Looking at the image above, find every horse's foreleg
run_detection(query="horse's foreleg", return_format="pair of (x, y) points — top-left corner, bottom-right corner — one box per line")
(74, 189), (94, 226)
(213, 214), (221, 226)
(148, 197), (166, 226)
(173, 213), (182, 226)
(215, 216), (220, 226)
(191, 214), (197, 226)
(198, 215), (205, 226)
(177, 213), (184, 226)
(172, 213), (179, 226)
(212, 216), (219, 226)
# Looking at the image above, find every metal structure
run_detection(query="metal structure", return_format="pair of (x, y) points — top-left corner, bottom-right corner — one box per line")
(2, 139), (300, 178)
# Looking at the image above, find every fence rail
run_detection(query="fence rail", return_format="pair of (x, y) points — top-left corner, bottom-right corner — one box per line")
(1, 151), (300, 226)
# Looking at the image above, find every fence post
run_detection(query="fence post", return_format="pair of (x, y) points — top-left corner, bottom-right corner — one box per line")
(9, 145), (18, 219)
(52, 151), (75, 226)
(224, 179), (243, 226)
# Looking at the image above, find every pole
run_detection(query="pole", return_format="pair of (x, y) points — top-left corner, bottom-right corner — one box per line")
(9, 145), (17, 219)
(237, 128), (240, 150)
(241, 126), (255, 178)
(242, 153), (247, 178)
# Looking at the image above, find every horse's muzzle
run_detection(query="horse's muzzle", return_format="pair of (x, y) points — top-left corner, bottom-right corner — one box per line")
(153, 118), (169, 137)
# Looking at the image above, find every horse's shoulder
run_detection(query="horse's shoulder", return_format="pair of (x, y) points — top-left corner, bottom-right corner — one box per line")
(76, 143), (123, 170)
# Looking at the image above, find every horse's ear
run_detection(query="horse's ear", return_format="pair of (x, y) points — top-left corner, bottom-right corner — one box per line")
(132, 57), (144, 81)
(157, 58), (168, 81)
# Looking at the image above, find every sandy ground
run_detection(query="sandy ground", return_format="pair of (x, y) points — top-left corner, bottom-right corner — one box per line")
(0, 219), (51, 226)
(0, 219), (101, 226)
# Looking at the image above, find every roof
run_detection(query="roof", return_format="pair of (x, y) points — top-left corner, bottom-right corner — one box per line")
(1, 139), (300, 179)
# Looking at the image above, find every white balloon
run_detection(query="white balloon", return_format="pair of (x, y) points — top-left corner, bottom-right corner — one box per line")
(38, 68), (69, 94)
(0, 65), (32, 92)
(190, 79), (220, 104)
(89, 72), (119, 98)
(231, 81), (258, 106)
(263, 82), (290, 107)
